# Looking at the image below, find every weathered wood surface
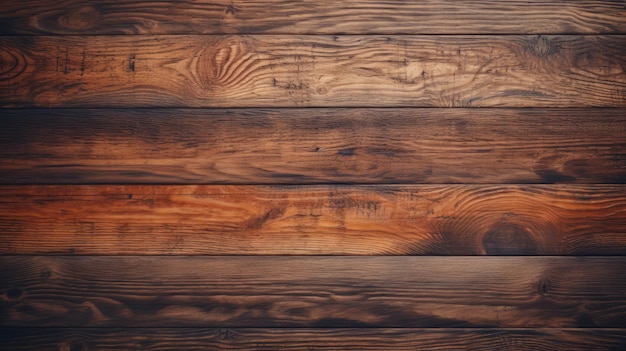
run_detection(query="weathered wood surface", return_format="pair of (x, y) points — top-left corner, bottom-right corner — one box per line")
(1, 328), (625, 351)
(1, 185), (625, 255)
(1, 35), (624, 108)
(1, 0), (625, 35)
(1, 256), (625, 327)
(1, 108), (625, 184)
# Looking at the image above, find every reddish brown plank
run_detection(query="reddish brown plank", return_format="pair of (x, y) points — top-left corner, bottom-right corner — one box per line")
(1, 185), (625, 255)
(1, 108), (625, 184)
(1, 328), (625, 351)
(1, 256), (625, 327)
(1, 0), (625, 35)
(1, 35), (624, 107)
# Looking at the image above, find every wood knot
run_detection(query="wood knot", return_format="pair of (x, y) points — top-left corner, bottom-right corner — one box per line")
(69, 341), (85, 351)
(315, 86), (328, 95)
(246, 206), (286, 230)
(0, 45), (28, 82)
(527, 35), (559, 58)
(6, 288), (22, 299)
(40, 269), (52, 278)
(537, 279), (552, 297)
(58, 5), (101, 30)
(224, 4), (240, 15)
(217, 328), (237, 340)
(483, 222), (537, 255)
(195, 37), (254, 90)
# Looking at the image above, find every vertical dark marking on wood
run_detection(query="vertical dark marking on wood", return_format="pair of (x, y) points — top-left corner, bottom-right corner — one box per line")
(64, 46), (69, 74)
(217, 329), (238, 340)
(128, 54), (135, 72)
(538, 279), (551, 297)
(55, 46), (59, 73)
(80, 49), (85, 76)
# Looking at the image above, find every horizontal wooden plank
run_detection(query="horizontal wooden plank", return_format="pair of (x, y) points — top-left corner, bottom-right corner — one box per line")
(1, 35), (624, 107)
(1, 256), (625, 327)
(1, 108), (625, 184)
(1, 185), (625, 255)
(1, 328), (625, 351)
(1, 1), (625, 35)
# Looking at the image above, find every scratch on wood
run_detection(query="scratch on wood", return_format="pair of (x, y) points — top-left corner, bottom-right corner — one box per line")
(128, 54), (136, 72)
(55, 46), (60, 73)
(64, 47), (69, 74)
(217, 328), (237, 340)
(224, 4), (239, 16)
(80, 49), (86, 76)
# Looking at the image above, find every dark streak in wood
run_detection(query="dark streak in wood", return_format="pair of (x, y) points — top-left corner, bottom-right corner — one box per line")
(0, 108), (624, 184)
(64, 46), (69, 74)
(79, 49), (85, 76)
(1, 0), (625, 35)
(0, 185), (625, 255)
(1, 328), (625, 351)
(128, 54), (135, 72)
(0, 256), (624, 327)
(1, 1), (624, 348)
(0, 35), (624, 107)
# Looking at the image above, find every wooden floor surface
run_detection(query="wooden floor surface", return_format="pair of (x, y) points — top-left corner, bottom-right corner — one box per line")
(1, 185), (626, 255)
(2, 35), (625, 108)
(1, 0), (625, 349)
(2, 108), (625, 184)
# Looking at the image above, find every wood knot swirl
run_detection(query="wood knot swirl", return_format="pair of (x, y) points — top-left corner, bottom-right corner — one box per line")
(195, 37), (257, 90)
(483, 222), (538, 255)
(537, 279), (552, 297)
(0, 45), (27, 81)
(58, 5), (101, 31)
(6, 288), (22, 299)
(526, 35), (559, 58)
(69, 341), (85, 351)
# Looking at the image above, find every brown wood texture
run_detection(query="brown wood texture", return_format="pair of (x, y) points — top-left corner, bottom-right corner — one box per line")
(1, 108), (625, 185)
(2, 328), (625, 351)
(1, 0), (625, 35)
(1, 185), (625, 255)
(1, 35), (624, 108)
(1, 256), (625, 328)
(2, 2), (626, 349)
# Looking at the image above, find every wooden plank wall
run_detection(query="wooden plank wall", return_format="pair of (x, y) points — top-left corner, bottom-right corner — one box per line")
(1, 1), (626, 349)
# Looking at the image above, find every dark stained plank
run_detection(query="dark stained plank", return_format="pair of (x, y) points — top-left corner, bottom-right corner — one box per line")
(1, 328), (626, 351)
(1, 0), (625, 35)
(1, 185), (625, 255)
(1, 108), (625, 185)
(1, 256), (625, 327)
(1, 35), (624, 108)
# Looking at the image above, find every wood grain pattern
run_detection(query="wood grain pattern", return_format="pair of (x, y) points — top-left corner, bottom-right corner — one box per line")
(1, 35), (624, 108)
(1, 185), (625, 255)
(1, 0), (625, 35)
(1, 328), (625, 351)
(1, 108), (625, 184)
(1, 256), (625, 327)
(2, 1), (625, 349)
